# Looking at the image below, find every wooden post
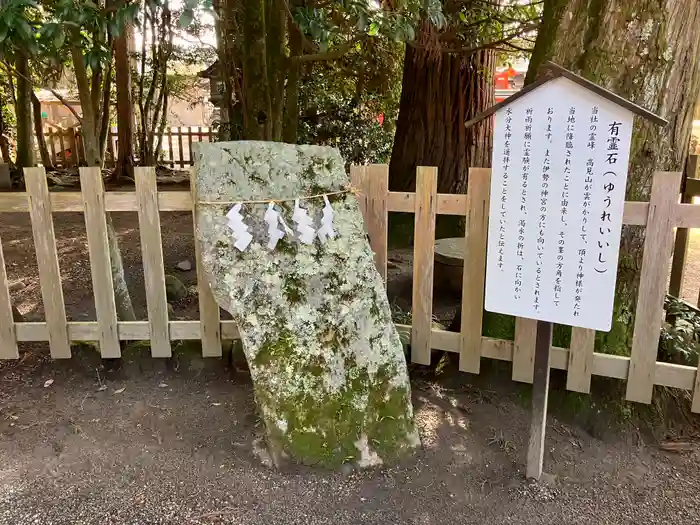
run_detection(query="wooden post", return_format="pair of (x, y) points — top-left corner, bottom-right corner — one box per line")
(68, 130), (78, 168)
(627, 171), (682, 404)
(25, 167), (71, 358)
(411, 166), (437, 366)
(80, 167), (121, 358)
(167, 127), (174, 167)
(566, 327), (595, 393)
(190, 168), (222, 357)
(513, 317), (537, 383)
(177, 126), (185, 168)
(350, 166), (368, 227)
(459, 167), (490, 373)
(135, 167), (172, 358)
(669, 155), (698, 298)
(366, 165), (389, 281)
(187, 126), (194, 165)
(58, 130), (67, 167)
(526, 319), (552, 480)
(47, 128), (57, 166)
(0, 235), (18, 359)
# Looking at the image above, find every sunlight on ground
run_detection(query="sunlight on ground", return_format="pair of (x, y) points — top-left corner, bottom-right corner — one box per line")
(680, 228), (700, 304)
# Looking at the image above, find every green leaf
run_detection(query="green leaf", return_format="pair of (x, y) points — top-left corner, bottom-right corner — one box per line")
(368, 22), (378, 36)
(178, 8), (194, 28)
(0, 23), (8, 44)
(53, 27), (65, 48)
(108, 18), (120, 37)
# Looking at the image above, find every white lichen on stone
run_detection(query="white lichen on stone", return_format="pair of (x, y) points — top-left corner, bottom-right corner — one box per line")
(193, 141), (419, 468)
(354, 435), (383, 468)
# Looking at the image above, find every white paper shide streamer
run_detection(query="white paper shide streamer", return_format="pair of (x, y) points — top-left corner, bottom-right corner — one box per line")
(317, 195), (336, 243)
(292, 199), (316, 245)
(263, 202), (289, 250)
(226, 203), (253, 252)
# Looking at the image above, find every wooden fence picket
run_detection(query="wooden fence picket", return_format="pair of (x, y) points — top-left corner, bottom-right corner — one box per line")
(25, 167), (71, 358)
(567, 328), (595, 393)
(135, 167), (172, 358)
(190, 170), (222, 357)
(47, 129), (57, 166)
(80, 167), (121, 358)
(366, 165), (389, 281)
(411, 166), (437, 365)
(627, 171), (682, 404)
(0, 235), (18, 359)
(187, 128), (194, 165)
(350, 165), (369, 230)
(178, 126), (185, 168)
(459, 167), (491, 373)
(669, 155), (698, 298)
(512, 318), (537, 383)
(167, 128), (175, 166)
(68, 131), (78, 167)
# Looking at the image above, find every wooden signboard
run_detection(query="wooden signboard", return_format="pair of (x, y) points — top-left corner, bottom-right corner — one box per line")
(468, 62), (666, 480)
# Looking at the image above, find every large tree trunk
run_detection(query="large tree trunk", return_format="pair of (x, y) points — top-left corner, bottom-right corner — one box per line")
(14, 52), (34, 168)
(240, 0), (273, 140)
(389, 44), (495, 194)
(30, 93), (53, 169)
(114, 26), (135, 180)
(531, 0), (700, 353)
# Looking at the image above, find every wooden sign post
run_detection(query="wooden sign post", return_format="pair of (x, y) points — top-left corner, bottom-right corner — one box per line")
(468, 62), (666, 480)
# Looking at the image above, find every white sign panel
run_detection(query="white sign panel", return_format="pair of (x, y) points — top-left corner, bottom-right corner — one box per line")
(484, 76), (634, 331)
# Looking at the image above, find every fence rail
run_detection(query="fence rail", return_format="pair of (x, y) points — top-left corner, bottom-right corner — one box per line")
(38, 126), (215, 168)
(0, 165), (697, 411)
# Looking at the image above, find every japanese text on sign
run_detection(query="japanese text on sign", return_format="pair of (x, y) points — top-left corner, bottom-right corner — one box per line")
(484, 77), (633, 331)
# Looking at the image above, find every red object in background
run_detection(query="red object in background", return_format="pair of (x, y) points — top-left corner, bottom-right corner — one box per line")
(376, 113), (384, 126)
(494, 67), (517, 89)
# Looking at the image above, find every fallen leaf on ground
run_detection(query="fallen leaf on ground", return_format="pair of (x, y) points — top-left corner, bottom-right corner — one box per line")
(114, 387), (126, 394)
(43, 379), (54, 388)
(158, 382), (168, 388)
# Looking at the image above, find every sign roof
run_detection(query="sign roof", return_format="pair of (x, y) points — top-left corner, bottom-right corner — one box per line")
(466, 62), (668, 128)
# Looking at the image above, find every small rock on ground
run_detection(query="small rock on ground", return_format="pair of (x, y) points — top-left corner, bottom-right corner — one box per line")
(176, 260), (193, 271)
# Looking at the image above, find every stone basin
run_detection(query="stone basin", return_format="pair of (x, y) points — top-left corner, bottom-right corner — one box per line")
(434, 236), (466, 294)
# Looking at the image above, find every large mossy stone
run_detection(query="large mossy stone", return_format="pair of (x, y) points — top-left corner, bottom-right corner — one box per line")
(193, 141), (419, 468)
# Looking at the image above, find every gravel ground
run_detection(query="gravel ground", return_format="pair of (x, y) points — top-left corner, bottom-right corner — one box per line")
(1, 349), (699, 525)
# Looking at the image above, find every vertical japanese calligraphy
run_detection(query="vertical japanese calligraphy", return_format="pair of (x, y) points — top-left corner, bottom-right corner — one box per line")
(485, 76), (634, 332)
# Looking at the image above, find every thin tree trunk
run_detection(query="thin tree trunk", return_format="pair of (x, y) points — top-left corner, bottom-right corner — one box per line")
(534, 0), (700, 353)
(106, 219), (136, 321)
(114, 26), (135, 179)
(266, 0), (285, 141)
(14, 52), (34, 168)
(99, 60), (113, 163)
(71, 43), (102, 166)
(389, 44), (495, 193)
(283, 16), (302, 144)
(30, 93), (53, 169)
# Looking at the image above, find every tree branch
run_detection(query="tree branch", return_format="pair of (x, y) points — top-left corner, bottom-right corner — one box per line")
(282, 0), (315, 53)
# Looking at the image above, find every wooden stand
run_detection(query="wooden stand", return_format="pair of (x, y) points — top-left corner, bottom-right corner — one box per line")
(526, 320), (552, 480)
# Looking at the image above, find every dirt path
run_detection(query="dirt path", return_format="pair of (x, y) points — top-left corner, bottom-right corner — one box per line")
(0, 349), (699, 525)
(1, 210), (700, 524)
